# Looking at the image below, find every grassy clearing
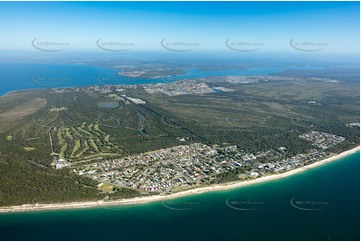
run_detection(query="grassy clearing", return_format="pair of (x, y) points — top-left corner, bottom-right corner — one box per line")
(60, 143), (68, 159)
(89, 139), (99, 152)
(71, 140), (81, 157)
(94, 123), (100, 131)
(104, 134), (110, 142)
(57, 129), (65, 144)
(96, 136), (102, 143)
(78, 127), (92, 136)
(76, 140), (89, 158)
(81, 122), (86, 129)
(94, 123), (106, 135)
(108, 94), (124, 101)
(90, 129), (102, 137)
(71, 127), (81, 137)
(64, 128), (72, 139)
(98, 183), (114, 192)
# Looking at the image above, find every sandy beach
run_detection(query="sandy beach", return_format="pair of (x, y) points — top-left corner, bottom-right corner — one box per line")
(0, 146), (359, 213)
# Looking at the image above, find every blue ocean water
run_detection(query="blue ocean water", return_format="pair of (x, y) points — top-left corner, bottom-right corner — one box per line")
(0, 63), (285, 96)
(0, 63), (117, 96)
(0, 151), (359, 240)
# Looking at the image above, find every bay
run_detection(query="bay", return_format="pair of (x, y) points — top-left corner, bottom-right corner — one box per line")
(0, 63), (287, 96)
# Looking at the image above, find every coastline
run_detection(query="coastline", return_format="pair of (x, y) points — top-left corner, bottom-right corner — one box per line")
(0, 89), (23, 97)
(0, 88), (48, 98)
(0, 146), (359, 214)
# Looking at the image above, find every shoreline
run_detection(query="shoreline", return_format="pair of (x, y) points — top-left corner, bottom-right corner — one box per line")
(0, 146), (359, 214)
(0, 89), (23, 97)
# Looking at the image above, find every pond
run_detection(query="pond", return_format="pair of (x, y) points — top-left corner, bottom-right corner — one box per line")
(98, 102), (120, 108)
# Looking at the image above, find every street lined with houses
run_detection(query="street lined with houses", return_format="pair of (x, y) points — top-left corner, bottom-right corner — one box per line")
(72, 131), (346, 193)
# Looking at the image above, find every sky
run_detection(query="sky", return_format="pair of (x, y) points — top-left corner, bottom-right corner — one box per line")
(0, 1), (359, 56)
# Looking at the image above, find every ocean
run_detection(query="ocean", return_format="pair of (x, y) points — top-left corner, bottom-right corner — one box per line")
(0, 151), (359, 240)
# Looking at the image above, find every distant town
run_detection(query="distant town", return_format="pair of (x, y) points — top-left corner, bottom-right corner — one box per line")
(76, 74), (341, 97)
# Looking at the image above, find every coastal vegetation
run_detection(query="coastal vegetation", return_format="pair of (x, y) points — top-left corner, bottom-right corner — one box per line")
(0, 72), (359, 206)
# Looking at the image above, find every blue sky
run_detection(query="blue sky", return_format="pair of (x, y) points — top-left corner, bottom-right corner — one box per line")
(0, 1), (359, 55)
